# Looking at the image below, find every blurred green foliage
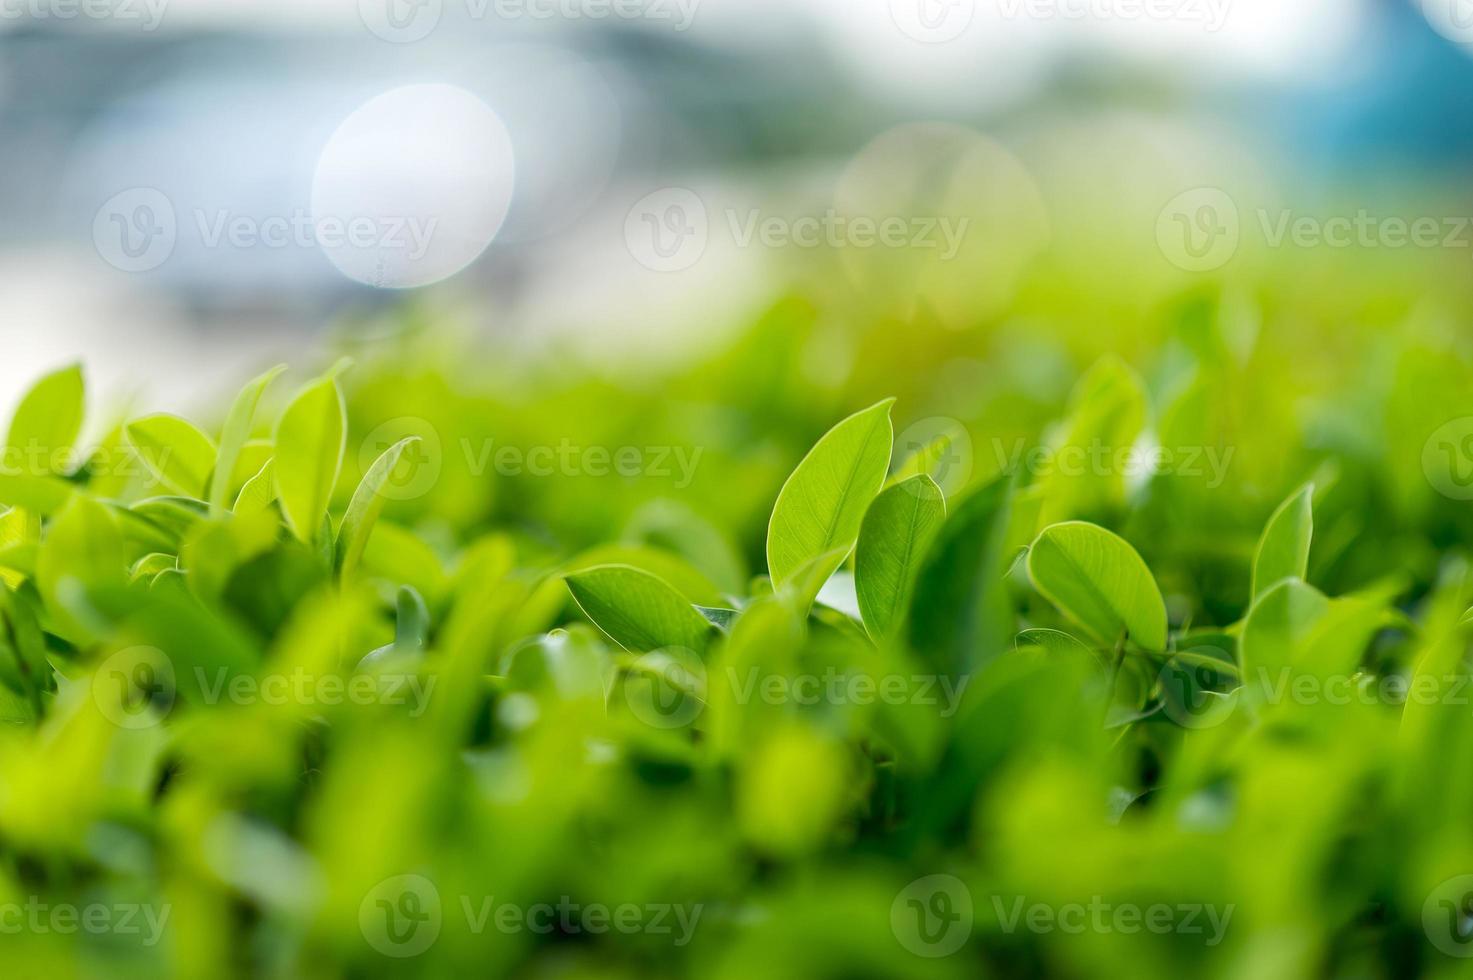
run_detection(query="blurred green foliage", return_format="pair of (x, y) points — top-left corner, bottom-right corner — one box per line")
(3, 262), (1473, 979)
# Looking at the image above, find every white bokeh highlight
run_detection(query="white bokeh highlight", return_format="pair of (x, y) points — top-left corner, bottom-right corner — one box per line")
(311, 83), (515, 290)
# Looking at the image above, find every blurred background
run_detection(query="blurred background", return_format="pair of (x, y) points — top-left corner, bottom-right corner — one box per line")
(6, 0), (1472, 410)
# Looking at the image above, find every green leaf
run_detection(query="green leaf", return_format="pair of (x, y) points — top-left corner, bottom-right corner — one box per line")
(855, 475), (945, 641)
(273, 375), (346, 544)
(361, 521), (448, 610)
(125, 414), (217, 498)
(562, 544), (725, 606)
(6, 364), (84, 476)
(1027, 521), (1167, 652)
(0, 473), (75, 514)
(1251, 484), (1313, 599)
(36, 495), (127, 642)
(766, 399), (894, 587)
(1240, 578), (1328, 683)
(1015, 627), (1107, 667)
(336, 437), (420, 579)
(1036, 356), (1147, 526)
(233, 458), (277, 515)
(1241, 580), (1382, 688)
(906, 475), (1015, 675)
(565, 564), (716, 654)
(209, 364), (285, 514)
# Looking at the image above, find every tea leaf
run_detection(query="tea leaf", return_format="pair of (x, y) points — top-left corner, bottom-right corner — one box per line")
(336, 436), (420, 578)
(273, 375), (345, 545)
(125, 414), (217, 498)
(6, 364), (84, 476)
(766, 398), (894, 587)
(855, 475), (945, 641)
(209, 364), (285, 515)
(1251, 483), (1314, 599)
(565, 564), (716, 654)
(1027, 521), (1167, 651)
(906, 475), (1015, 674)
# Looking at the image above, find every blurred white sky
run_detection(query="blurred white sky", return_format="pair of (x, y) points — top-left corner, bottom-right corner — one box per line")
(141, 0), (1372, 99)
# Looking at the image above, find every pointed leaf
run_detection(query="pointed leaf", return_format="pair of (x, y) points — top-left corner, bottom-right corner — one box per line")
(1251, 484), (1313, 599)
(336, 436), (419, 578)
(125, 414), (217, 498)
(856, 475), (945, 640)
(6, 364), (84, 476)
(1027, 521), (1167, 652)
(210, 364), (285, 514)
(906, 475), (1015, 675)
(766, 399), (894, 587)
(565, 564), (716, 654)
(273, 375), (345, 544)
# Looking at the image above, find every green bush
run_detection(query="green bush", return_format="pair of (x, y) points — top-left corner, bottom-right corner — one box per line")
(3, 285), (1473, 978)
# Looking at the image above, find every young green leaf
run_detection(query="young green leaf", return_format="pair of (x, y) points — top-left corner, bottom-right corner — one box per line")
(209, 364), (285, 515)
(565, 564), (716, 654)
(36, 495), (126, 641)
(6, 364), (84, 476)
(766, 399), (894, 587)
(1027, 521), (1167, 652)
(233, 458), (277, 515)
(335, 436), (420, 578)
(273, 375), (346, 544)
(1251, 484), (1313, 599)
(855, 475), (945, 641)
(1036, 357), (1147, 526)
(906, 475), (1016, 676)
(0, 473), (74, 515)
(125, 414), (217, 498)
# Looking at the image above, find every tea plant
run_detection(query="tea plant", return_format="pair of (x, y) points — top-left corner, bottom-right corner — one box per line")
(0, 295), (1469, 978)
